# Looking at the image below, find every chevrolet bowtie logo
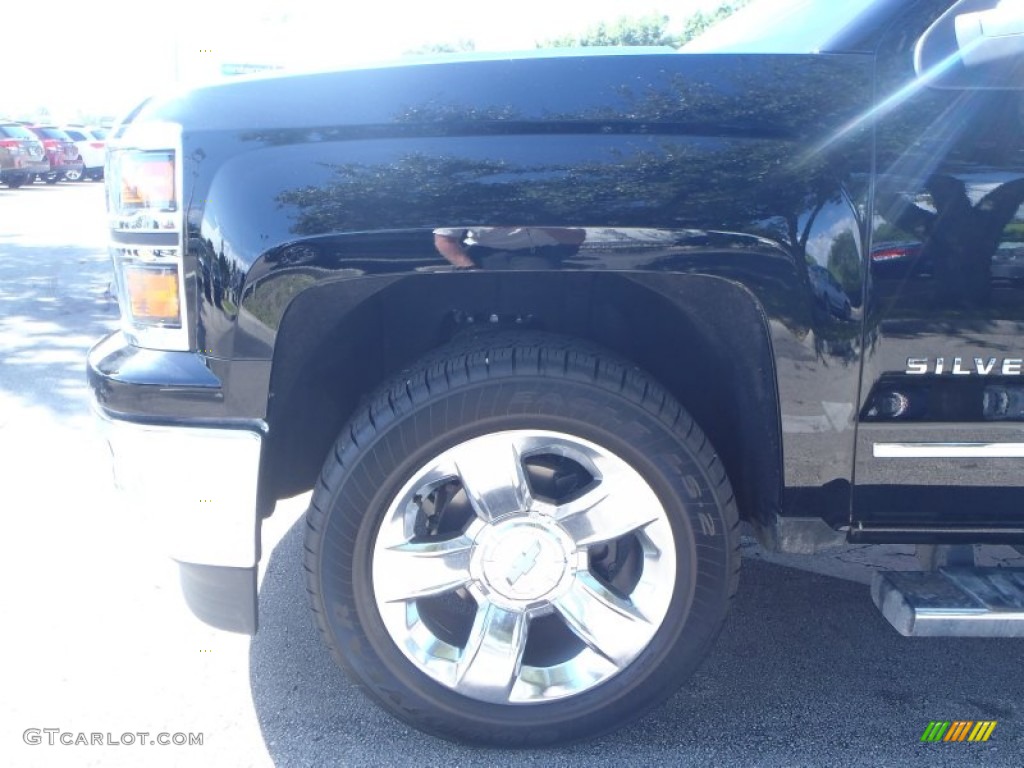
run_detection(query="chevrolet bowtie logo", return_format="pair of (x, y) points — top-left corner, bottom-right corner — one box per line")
(506, 541), (543, 586)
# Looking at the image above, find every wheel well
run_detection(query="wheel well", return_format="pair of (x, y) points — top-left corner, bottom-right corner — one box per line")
(262, 271), (782, 527)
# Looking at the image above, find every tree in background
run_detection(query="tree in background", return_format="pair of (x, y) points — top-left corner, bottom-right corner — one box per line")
(406, 40), (476, 56)
(679, 0), (752, 46)
(29, 106), (53, 124)
(540, 1), (752, 49)
(542, 14), (679, 48)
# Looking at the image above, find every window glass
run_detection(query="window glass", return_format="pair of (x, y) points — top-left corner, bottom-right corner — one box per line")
(0, 124), (36, 139)
(34, 127), (72, 140)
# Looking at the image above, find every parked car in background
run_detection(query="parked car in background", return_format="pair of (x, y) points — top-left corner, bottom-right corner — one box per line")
(992, 242), (1024, 285)
(870, 240), (927, 277)
(62, 125), (107, 181)
(809, 263), (853, 319)
(0, 121), (49, 188)
(25, 125), (83, 184)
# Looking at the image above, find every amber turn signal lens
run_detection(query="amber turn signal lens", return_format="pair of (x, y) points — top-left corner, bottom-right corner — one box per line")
(124, 266), (180, 323)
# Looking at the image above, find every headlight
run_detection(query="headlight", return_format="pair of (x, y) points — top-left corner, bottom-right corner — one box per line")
(107, 149), (178, 231)
(106, 122), (189, 350)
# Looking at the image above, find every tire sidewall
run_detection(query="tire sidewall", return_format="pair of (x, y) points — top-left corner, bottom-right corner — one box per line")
(314, 376), (735, 744)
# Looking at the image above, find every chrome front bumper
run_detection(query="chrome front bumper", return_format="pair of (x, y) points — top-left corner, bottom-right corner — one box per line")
(96, 407), (263, 569)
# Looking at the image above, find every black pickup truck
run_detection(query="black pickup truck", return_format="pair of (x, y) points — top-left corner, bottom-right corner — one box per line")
(88, 0), (1024, 746)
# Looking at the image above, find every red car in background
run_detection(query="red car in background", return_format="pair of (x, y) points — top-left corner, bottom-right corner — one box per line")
(25, 125), (84, 184)
(0, 122), (50, 188)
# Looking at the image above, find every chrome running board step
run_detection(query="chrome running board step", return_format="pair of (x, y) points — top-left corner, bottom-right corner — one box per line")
(872, 568), (1024, 637)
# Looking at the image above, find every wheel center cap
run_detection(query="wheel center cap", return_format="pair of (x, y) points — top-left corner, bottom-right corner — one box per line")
(476, 519), (574, 604)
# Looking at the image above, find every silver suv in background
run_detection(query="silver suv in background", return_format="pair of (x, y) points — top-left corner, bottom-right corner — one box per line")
(62, 125), (107, 181)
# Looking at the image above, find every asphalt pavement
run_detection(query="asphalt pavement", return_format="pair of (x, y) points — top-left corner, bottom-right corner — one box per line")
(1, 181), (1021, 767)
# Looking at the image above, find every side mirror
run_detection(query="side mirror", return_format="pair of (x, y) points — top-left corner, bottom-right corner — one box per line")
(916, 0), (1024, 89)
(956, 3), (1024, 68)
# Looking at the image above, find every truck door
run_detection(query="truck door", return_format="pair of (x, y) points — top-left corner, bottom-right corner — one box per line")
(853, 0), (1024, 540)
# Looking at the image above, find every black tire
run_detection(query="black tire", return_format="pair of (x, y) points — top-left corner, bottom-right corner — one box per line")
(4, 174), (27, 189)
(43, 173), (61, 185)
(304, 332), (740, 746)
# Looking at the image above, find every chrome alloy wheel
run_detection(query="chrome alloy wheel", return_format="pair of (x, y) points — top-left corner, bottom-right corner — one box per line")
(371, 430), (677, 705)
